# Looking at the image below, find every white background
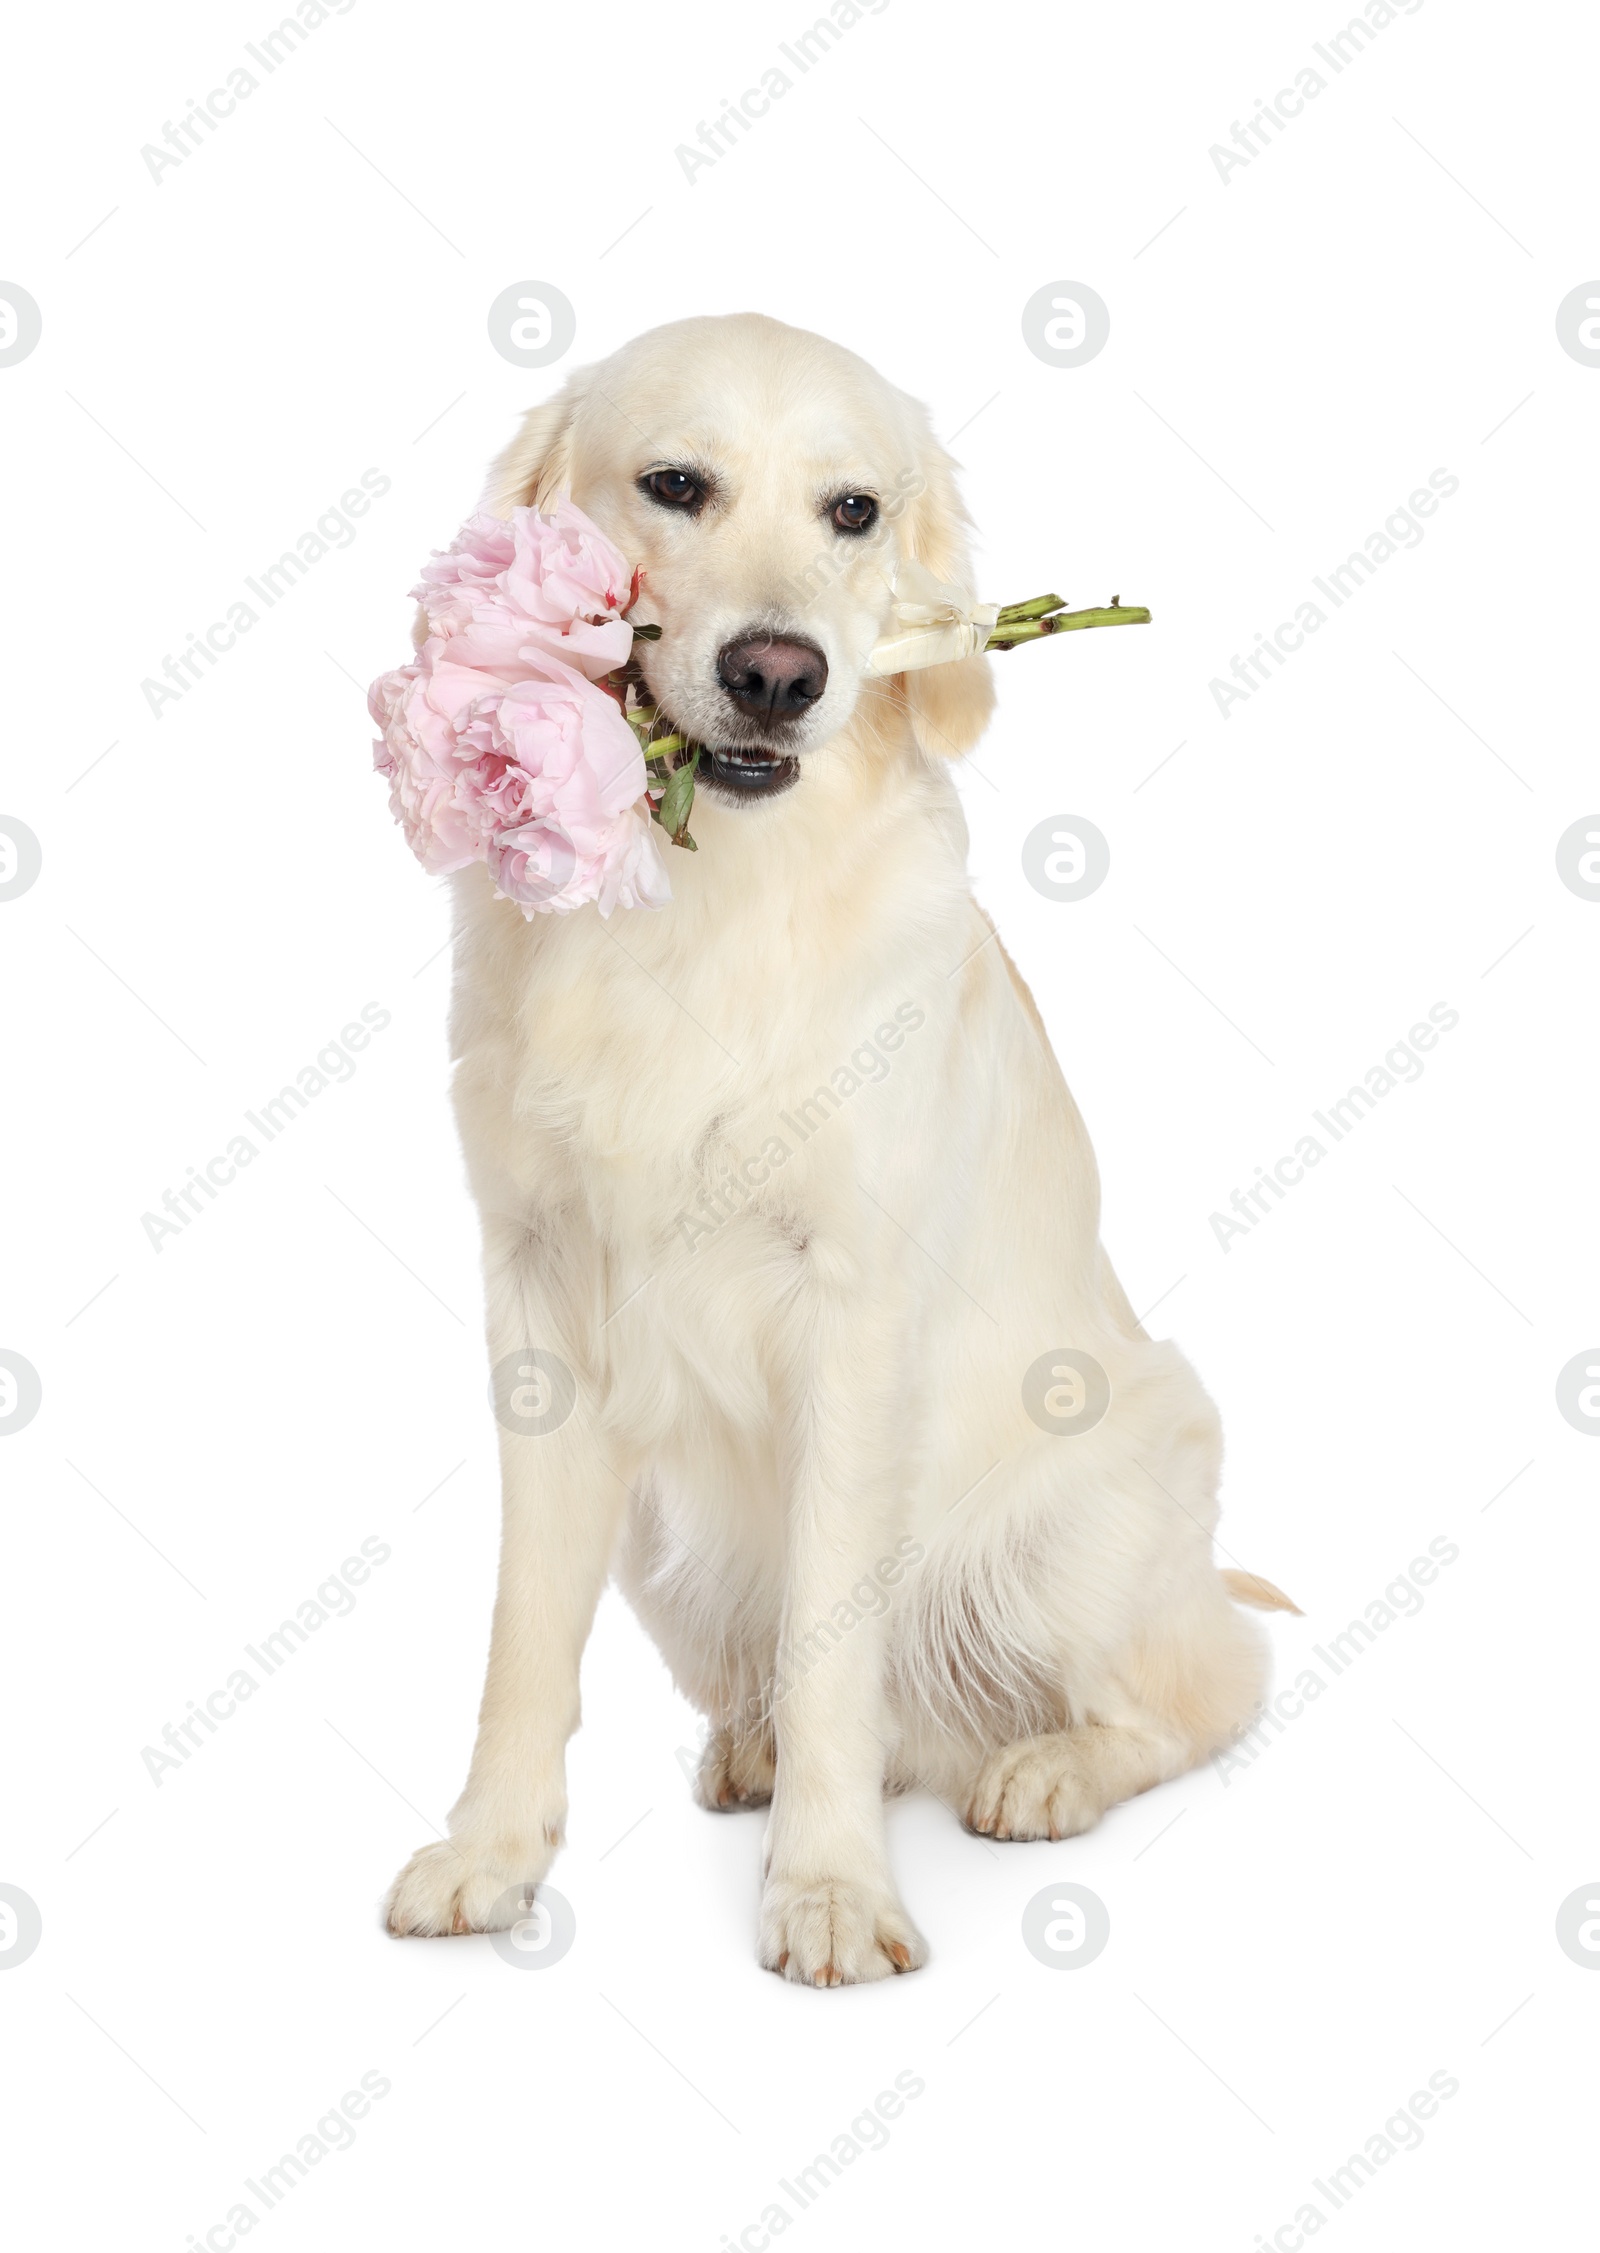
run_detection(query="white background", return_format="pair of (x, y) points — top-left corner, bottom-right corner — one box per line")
(3, 2), (1596, 2246)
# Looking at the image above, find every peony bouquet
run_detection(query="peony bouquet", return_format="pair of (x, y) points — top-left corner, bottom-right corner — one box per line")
(368, 499), (1147, 917)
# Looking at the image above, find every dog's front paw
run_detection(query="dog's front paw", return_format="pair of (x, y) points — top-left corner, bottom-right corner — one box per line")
(758, 1875), (926, 1986)
(693, 1726), (775, 1811)
(384, 1830), (558, 1937)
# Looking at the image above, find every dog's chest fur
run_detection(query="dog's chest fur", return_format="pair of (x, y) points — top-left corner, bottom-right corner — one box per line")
(446, 754), (979, 1443)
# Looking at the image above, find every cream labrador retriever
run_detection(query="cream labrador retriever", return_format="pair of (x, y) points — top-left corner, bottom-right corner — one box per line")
(383, 312), (1292, 1982)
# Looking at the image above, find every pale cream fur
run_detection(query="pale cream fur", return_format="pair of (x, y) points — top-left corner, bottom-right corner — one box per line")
(383, 313), (1287, 1982)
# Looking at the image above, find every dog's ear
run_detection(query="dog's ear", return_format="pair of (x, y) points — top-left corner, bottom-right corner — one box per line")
(482, 368), (595, 516)
(411, 376), (595, 648)
(893, 410), (997, 760)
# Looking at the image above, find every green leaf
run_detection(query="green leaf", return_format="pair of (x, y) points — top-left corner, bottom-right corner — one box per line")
(656, 750), (699, 844)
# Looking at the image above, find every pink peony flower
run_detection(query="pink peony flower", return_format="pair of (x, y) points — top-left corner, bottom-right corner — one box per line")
(369, 500), (669, 917)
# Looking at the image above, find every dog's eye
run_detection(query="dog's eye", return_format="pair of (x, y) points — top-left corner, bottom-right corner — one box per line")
(830, 493), (877, 534)
(642, 470), (703, 511)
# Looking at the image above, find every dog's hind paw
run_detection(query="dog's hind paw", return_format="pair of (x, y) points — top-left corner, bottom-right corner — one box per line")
(963, 1734), (1102, 1842)
(693, 1726), (775, 1811)
(758, 1875), (926, 1986)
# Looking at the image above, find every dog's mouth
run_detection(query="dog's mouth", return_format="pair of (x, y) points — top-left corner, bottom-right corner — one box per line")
(694, 745), (801, 801)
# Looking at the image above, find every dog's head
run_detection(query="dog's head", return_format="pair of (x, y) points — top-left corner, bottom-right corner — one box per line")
(483, 312), (995, 806)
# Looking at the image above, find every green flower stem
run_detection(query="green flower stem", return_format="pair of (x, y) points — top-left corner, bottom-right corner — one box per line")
(625, 592), (1150, 856)
(985, 602), (1149, 647)
(994, 592), (1069, 624)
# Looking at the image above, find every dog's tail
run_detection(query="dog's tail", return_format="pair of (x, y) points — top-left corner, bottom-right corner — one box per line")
(1222, 1567), (1302, 1615)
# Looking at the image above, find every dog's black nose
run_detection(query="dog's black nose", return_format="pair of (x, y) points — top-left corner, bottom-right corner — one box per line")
(716, 635), (828, 721)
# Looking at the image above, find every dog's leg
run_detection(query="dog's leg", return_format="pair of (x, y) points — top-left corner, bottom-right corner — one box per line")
(385, 1235), (620, 1937)
(962, 1555), (1272, 1842)
(963, 1723), (1188, 1841)
(757, 1302), (927, 1986)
